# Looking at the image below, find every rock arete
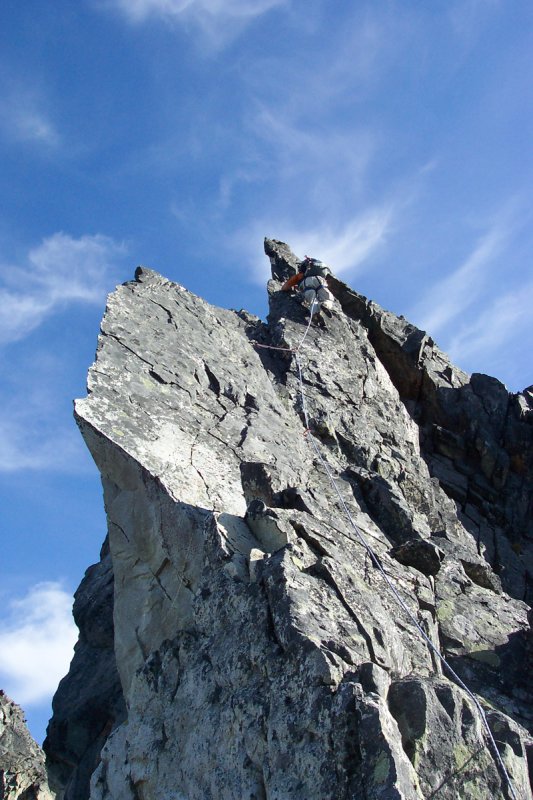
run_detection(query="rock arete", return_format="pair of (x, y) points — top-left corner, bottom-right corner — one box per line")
(44, 240), (533, 799)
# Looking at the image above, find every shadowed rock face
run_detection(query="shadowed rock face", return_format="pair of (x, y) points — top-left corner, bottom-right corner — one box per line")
(327, 273), (533, 605)
(45, 240), (533, 799)
(0, 691), (54, 799)
(44, 538), (126, 800)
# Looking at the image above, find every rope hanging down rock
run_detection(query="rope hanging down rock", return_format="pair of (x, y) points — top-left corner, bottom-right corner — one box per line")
(253, 302), (520, 800)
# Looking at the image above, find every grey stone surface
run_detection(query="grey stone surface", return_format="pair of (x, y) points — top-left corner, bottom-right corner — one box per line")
(327, 271), (533, 603)
(0, 691), (54, 799)
(44, 538), (126, 800)
(48, 240), (533, 798)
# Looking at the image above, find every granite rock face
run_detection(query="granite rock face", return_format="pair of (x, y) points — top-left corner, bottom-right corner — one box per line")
(0, 691), (54, 799)
(44, 538), (126, 800)
(45, 240), (533, 799)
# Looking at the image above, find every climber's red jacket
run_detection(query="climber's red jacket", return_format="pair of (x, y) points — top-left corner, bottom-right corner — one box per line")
(281, 272), (304, 291)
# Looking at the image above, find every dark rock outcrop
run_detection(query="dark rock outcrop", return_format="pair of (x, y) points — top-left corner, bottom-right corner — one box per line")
(44, 539), (125, 800)
(45, 240), (533, 799)
(328, 273), (533, 603)
(0, 691), (54, 799)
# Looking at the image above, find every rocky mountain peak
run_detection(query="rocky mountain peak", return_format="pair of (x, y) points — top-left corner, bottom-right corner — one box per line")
(264, 237), (302, 283)
(0, 691), (54, 799)
(44, 240), (533, 799)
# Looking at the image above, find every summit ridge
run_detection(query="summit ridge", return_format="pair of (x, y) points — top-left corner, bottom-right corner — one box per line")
(43, 240), (533, 799)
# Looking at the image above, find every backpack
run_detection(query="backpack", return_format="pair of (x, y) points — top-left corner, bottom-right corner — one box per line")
(302, 257), (330, 279)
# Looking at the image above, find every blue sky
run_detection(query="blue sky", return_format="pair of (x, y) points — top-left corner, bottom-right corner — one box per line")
(0, 0), (531, 744)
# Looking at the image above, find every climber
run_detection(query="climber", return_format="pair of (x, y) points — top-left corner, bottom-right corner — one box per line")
(281, 256), (335, 316)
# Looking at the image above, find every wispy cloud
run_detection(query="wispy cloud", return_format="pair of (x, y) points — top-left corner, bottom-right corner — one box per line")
(0, 85), (59, 148)
(102, 0), (286, 45)
(240, 10), (400, 194)
(111, 0), (285, 22)
(0, 232), (125, 473)
(0, 343), (94, 474)
(276, 209), (394, 278)
(237, 205), (394, 284)
(0, 232), (127, 343)
(214, 8), (410, 248)
(448, 0), (501, 40)
(210, 106), (380, 227)
(0, 582), (77, 706)
(251, 106), (376, 191)
(0, 414), (86, 473)
(243, 4), (413, 109)
(446, 279), (533, 374)
(408, 221), (509, 335)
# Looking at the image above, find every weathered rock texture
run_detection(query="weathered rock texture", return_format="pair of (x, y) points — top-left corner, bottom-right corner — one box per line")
(0, 691), (54, 799)
(45, 240), (533, 799)
(44, 538), (126, 800)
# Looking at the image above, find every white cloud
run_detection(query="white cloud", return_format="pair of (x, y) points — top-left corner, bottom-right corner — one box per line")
(0, 87), (59, 148)
(446, 280), (533, 368)
(278, 209), (393, 278)
(0, 583), (77, 706)
(409, 222), (508, 335)
(0, 415), (86, 473)
(218, 11), (407, 237)
(237, 206), (393, 284)
(0, 231), (126, 474)
(0, 232), (127, 344)
(0, 292), (51, 343)
(102, 0), (286, 44)
(240, 11), (396, 193)
(251, 105), (376, 190)
(112, 0), (284, 21)
(109, 0), (284, 21)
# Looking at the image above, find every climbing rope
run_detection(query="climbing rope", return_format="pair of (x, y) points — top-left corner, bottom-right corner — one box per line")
(303, 431), (518, 799)
(254, 301), (520, 800)
(252, 297), (319, 354)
